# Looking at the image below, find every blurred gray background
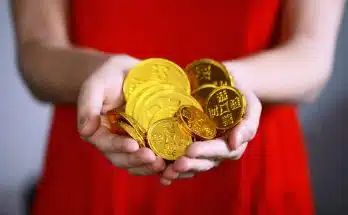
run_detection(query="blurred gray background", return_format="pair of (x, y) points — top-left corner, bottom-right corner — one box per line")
(0, 1), (346, 215)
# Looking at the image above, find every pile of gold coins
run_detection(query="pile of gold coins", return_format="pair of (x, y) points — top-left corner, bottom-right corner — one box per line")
(106, 58), (246, 161)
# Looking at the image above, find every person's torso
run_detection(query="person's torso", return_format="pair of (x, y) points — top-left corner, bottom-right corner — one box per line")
(70, 0), (280, 65)
(32, 1), (315, 215)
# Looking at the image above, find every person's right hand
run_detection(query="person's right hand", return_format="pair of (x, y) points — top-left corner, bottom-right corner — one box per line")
(77, 54), (166, 176)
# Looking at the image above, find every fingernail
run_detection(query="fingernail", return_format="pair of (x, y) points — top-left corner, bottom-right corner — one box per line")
(160, 178), (172, 186)
(78, 117), (88, 132)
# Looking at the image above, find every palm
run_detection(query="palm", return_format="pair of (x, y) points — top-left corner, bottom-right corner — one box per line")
(78, 55), (166, 176)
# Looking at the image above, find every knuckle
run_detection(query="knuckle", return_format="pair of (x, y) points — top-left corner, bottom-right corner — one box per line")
(107, 156), (125, 168)
(128, 153), (141, 166)
(149, 161), (165, 173)
(116, 138), (128, 152)
(104, 134), (117, 151)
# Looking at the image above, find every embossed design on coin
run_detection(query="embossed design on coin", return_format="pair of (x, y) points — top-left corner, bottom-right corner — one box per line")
(185, 59), (233, 90)
(178, 105), (217, 140)
(147, 118), (192, 160)
(205, 86), (246, 130)
(138, 90), (202, 130)
(123, 58), (190, 100)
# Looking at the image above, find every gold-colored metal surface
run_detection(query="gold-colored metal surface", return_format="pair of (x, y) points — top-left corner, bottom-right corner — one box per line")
(137, 90), (202, 130)
(205, 86), (246, 130)
(105, 109), (127, 135)
(185, 59), (233, 91)
(123, 58), (190, 101)
(147, 118), (192, 161)
(125, 81), (162, 117)
(192, 84), (217, 108)
(177, 105), (217, 140)
(118, 112), (146, 138)
(132, 84), (184, 123)
(117, 120), (146, 148)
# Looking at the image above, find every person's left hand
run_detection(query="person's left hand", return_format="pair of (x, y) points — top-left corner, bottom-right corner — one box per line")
(159, 83), (262, 185)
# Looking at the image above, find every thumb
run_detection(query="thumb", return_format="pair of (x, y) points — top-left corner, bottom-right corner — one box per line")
(77, 80), (104, 137)
(227, 89), (261, 150)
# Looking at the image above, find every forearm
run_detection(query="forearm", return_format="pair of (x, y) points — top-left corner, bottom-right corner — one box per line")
(224, 0), (345, 104)
(224, 36), (333, 104)
(18, 42), (111, 103)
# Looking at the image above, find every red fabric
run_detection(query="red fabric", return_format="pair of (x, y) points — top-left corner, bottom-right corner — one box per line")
(32, 1), (314, 214)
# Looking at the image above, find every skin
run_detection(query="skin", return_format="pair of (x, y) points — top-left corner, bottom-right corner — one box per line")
(11, 0), (346, 185)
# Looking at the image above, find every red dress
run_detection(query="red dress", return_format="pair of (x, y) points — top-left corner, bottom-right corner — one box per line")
(32, 0), (314, 214)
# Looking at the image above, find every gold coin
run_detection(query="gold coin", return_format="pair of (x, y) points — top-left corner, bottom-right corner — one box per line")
(185, 59), (233, 90)
(148, 106), (181, 127)
(118, 112), (146, 138)
(131, 84), (182, 122)
(205, 86), (246, 130)
(191, 84), (217, 108)
(117, 120), (146, 147)
(177, 105), (217, 140)
(137, 90), (202, 130)
(105, 109), (128, 136)
(147, 118), (192, 160)
(125, 81), (164, 117)
(123, 58), (191, 101)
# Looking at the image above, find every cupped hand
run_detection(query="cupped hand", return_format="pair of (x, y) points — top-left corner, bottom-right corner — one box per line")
(160, 79), (262, 185)
(77, 54), (166, 176)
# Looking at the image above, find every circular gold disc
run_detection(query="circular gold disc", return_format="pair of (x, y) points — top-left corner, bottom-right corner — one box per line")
(132, 84), (184, 123)
(118, 112), (146, 138)
(177, 105), (217, 140)
(105, 109), (127, 135)
(123, 58), (191, 101)
(205, 86), (246, 130)
(117, 120), (146, 147)
(137, 90), (202, 130)
(191, 84), (217, 108)
(185, 59), (234, 91)
(125, 81), (163, 117)
(147, 118), (192, 160)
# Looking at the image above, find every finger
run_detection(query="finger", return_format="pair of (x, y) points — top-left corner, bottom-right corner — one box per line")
(160, 164), (179, 180)
(228, 89), (261, 149)
(177, 172), (195, 179)
(161, 157), (218, 181)
(128, 167), (153, 176)
(77, 79), (104, 137)
(89, 126), (139, 153)
(187, 139), (247, 159)
(128, 157), (166, 176)
(106, 147), (156, 168)
(160, 172), (196, 185)
(232, 142), (248, 160)
(118, 55), (140, 70)
(172, 156), (218, 173)
(160, 178), (172, 186)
